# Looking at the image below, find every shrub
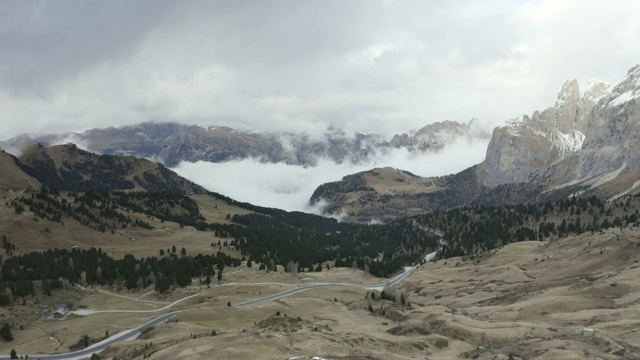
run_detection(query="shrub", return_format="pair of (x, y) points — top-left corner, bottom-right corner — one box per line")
(434, 338), (449, 348)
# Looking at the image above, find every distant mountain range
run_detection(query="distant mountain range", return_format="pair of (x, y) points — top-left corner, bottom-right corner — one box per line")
(2, 119), (490, 168)
(311, 65), (640, 222)
(4, 66), (640, 224)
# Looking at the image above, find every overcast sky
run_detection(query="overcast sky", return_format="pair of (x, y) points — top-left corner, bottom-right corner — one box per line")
(1, 0), (640, 141)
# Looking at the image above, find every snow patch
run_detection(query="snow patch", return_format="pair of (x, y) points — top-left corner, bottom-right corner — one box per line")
(609, 91), (635, 106)
(555, 130), (584, 154)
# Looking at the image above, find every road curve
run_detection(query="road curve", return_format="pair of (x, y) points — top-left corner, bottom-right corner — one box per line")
(5, 251), (437, 359)
(234, 250), (438, 307)
(0, 311), (182, 360)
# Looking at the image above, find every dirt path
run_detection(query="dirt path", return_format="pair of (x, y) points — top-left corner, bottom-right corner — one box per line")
(72, 288), (206, 315)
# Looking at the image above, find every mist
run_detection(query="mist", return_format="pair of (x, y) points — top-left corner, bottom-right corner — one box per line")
(173, 137), (490, 214)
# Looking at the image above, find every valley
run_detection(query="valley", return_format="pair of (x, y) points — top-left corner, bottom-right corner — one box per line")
(3, 3), (640, 360)
(2, 121), (640, 358)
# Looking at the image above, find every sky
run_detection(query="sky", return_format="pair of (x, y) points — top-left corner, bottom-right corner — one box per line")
(1, 0), (640, 142)
(2, 0), (640, 213)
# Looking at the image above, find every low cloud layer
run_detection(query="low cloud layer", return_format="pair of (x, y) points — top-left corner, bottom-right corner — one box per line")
(173, 137), (489, 213)
(2, 1), (640, 142)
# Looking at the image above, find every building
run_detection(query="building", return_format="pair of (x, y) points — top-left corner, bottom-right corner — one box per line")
(52, 303), (73, 318)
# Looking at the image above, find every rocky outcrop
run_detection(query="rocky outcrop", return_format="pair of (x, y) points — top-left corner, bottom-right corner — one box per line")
(390, 119), (489, 152)
(480, 78), (611, 187)
(539, 65), (640, 188)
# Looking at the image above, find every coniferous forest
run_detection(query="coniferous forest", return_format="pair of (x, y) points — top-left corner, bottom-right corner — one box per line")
(3, 181), (640, 306)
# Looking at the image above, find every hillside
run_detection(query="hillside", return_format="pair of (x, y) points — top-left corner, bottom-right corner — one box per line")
(0, 143), (439, 277)
(5, 226), (635, 360)
(16, 143), (206, 194)
(310, 166), (488, 222)
(310, 166), (556, 223)
(0, 149), (40, 191)
(2, 142), (640, 359)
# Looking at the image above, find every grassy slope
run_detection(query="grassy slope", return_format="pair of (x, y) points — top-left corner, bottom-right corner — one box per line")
(61, 227), (640, 360)
(3, 228), (636, 359)
(0, 150), (40, 191)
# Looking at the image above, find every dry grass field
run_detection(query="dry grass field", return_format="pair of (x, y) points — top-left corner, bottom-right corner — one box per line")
(2, 226), (639, 359)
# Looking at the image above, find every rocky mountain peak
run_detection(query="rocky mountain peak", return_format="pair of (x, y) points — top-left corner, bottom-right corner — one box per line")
(602, 64), (640, 107)
(575, 80), (611, 131)
(553, 78), (580, 133)
(582, 64), (640, 156)
(555, 78), (580, 106)
(481, 75), (614, 187)
(583, 79), (611, 102)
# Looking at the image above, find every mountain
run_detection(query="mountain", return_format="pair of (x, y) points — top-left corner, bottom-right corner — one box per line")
(15, 143), (206, 194)
(310, 166), (489, 223)
(0, 148), (40, 191)
(3, 120), (490, 168)
(481, 78), (610, 186)
(538, 65), (640, 193)
(311, 65), (640, 222)
(389, 118), (486, 151)
(0, 142), (438, 275)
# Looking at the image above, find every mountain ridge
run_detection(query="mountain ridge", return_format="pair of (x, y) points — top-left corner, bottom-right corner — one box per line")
(2, 120), (490, 168)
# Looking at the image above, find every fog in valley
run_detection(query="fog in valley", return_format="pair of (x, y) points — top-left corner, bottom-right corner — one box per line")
(174, 136), (489, 214)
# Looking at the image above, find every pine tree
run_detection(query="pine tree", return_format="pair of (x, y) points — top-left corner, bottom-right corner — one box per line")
(1, 323), (13, 341)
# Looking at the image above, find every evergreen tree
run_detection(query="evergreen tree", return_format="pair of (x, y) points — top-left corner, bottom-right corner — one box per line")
(1, 323), (13, 341)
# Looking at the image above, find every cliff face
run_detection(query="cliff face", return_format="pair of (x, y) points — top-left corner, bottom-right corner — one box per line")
(480, 78), (611, 187)
(540, 65), (640, 189)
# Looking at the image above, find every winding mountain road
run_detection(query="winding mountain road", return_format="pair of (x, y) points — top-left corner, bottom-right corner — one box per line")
(0, 311), (182, 360)
(235, 251), (438, 307)
(4, 251), (437, 360)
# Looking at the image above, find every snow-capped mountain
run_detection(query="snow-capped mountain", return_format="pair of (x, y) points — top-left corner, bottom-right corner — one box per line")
(539, 65), (640, 195)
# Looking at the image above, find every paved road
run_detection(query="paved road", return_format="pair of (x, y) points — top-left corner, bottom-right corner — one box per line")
(7, 250), (438, 359)
(235, 250), (438, 307)
(0, 311), (182, 360)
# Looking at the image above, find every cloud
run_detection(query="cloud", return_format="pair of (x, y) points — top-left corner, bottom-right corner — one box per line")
(172, 137), (489, 213)
(1, 0), (640, 143)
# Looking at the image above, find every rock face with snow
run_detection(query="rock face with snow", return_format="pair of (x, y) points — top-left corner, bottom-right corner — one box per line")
(3, 121), (490, 168)
(481, 78), (611, 186)
(539, 65), (640, 189)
